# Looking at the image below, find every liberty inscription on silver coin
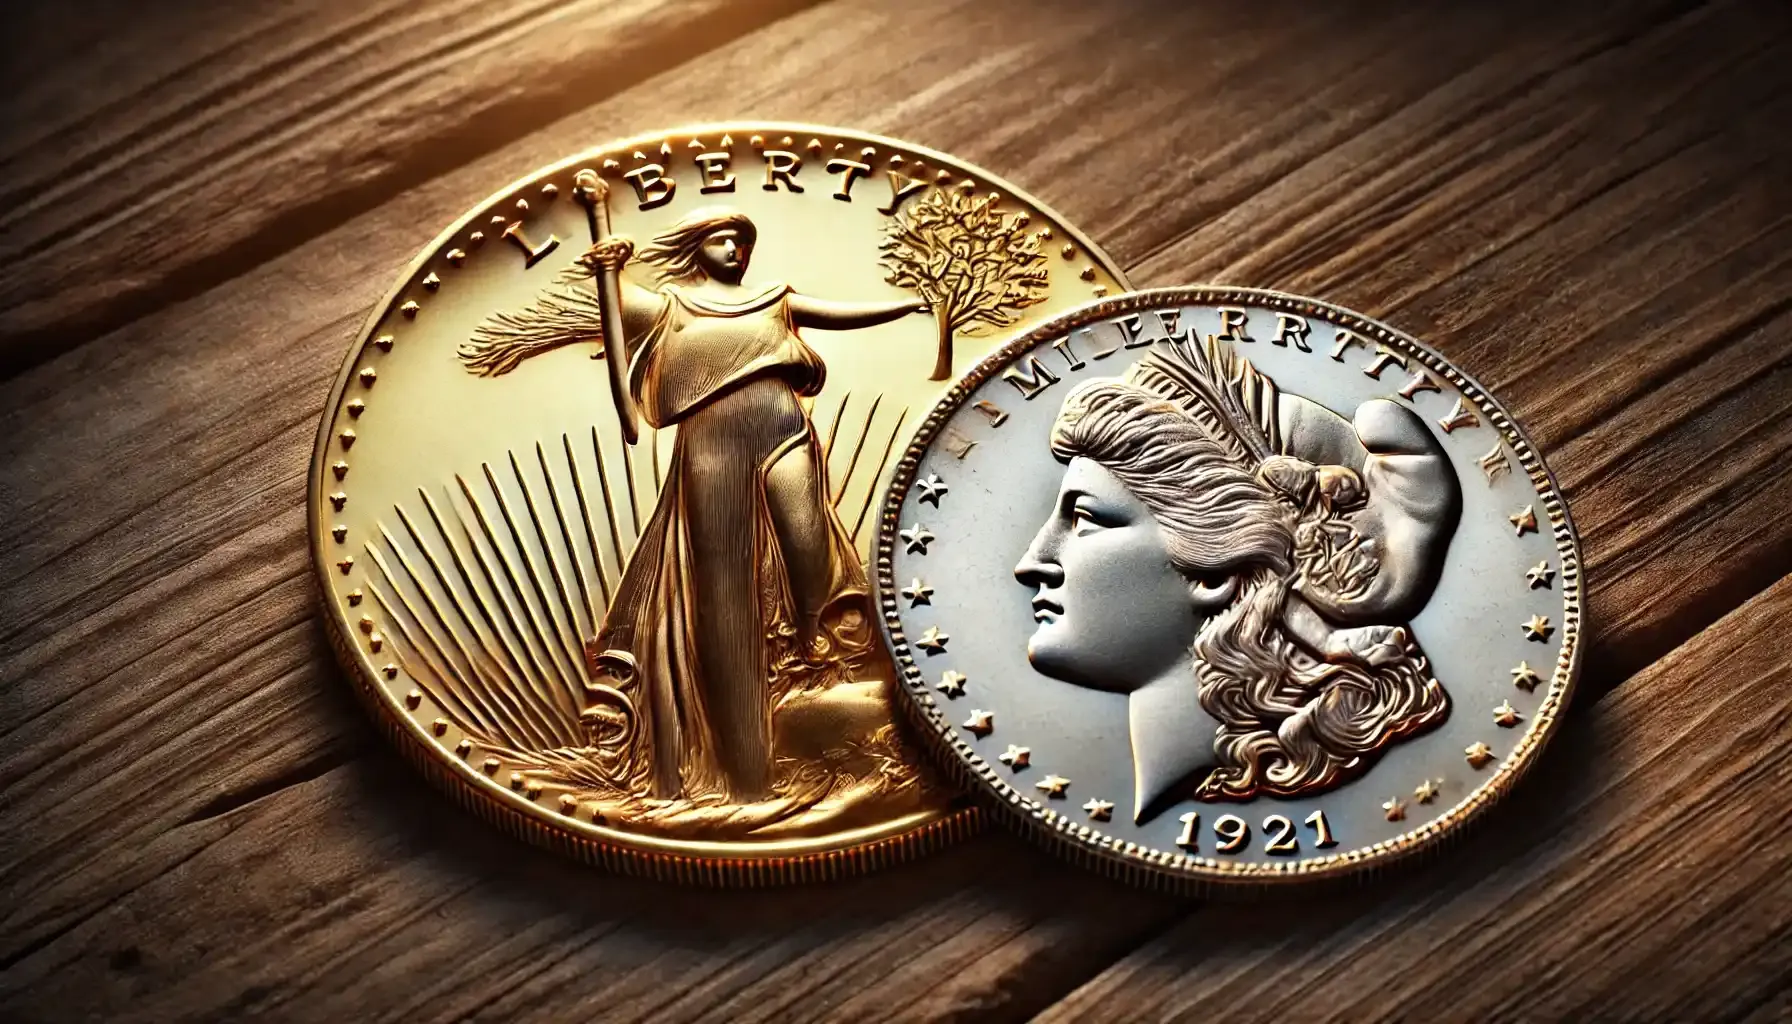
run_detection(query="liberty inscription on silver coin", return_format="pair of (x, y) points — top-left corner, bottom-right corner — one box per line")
(876, 287), (1581, 885)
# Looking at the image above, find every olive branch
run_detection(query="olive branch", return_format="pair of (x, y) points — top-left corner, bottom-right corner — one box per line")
(456, 247), (609, 376)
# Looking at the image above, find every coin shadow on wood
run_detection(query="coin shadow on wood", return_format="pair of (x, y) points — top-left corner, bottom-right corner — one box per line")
(1100, 708), (1606, 972)
(340, 739), (1140, 954)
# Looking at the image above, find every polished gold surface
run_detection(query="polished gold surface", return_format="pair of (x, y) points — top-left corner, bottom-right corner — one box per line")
(308, 124), (1128, 880)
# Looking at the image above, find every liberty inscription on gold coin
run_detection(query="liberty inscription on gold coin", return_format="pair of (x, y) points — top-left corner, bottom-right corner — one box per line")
(308, 124), (1128, 879)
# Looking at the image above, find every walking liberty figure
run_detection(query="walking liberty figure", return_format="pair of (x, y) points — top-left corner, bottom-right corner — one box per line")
(580, 206), (931, 803)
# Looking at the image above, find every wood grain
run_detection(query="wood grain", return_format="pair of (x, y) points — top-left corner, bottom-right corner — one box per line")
(0, 767), (1175, 1020)
(2, 0), (1789, 1020)
(1038, 572), (1792, 1024)
(0, 0), (821, 375)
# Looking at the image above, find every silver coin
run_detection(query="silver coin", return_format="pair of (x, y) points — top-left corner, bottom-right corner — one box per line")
(875, 286), (1581, 887)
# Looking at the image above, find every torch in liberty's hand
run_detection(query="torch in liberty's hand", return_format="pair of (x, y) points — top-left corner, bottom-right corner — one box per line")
(573, 169), (642, 446)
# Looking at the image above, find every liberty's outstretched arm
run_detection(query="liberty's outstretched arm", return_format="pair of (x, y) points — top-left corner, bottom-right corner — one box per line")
(789, 294), (929, 330)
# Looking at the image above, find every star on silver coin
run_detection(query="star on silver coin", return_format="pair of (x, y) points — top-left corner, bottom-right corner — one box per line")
(901, 577), (934, 606)
(915, 625), (950, 654)
(916, 473), (949, 506)
(900, 523), (936, 554)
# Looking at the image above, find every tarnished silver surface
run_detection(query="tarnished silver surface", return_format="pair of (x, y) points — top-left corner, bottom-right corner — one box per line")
(876, 287), (1581, 886)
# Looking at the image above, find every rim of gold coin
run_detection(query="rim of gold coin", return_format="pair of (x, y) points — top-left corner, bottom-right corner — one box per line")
(308, 123), (1131, 883)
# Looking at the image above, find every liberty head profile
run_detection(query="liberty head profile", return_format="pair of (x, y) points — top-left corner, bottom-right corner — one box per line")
(1013, 335), (1461, 824)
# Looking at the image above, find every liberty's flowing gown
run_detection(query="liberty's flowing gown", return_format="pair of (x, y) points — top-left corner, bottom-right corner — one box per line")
(588, 281), (873, 803)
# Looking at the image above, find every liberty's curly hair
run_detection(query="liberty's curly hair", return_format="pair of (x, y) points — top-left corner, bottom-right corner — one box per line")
(1047, 367), (1449, 800)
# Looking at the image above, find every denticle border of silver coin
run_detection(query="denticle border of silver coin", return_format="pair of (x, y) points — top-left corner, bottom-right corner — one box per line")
(874, 285), (1583, 890)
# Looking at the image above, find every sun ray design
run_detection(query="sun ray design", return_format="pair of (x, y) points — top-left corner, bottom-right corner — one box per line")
(459, 468), (581, 723)
(562, 433), (611, 611)
(587, 425), (630, 589)
(367, 420), (938, 831)
(372, 513), (564, 752)
(821, 391), (851, 461)
(500, 451), (591, 708)
(852, 408), (909, 543)
(831, 394), (883, 507)
(620, 428), (644, 538)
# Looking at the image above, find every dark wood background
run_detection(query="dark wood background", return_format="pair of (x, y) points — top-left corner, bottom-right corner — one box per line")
(3, 1), (1789, 1020)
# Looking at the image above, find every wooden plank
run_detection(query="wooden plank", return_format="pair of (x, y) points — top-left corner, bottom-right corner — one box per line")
(0, 766), (1170, 1021)
(1, 0), (257, 121)
(0, 0), (821, 376)
(3, 0), (1791, 1020)
(1035, 572), (1792, 1024)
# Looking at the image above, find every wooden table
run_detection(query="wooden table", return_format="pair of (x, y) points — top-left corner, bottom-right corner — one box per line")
(4, 1), (1790, 1020)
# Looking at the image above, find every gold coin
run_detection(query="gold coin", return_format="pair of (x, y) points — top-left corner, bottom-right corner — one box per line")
(308, 123), (1129, 883)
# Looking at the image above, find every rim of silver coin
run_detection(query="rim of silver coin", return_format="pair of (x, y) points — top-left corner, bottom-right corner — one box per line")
(874, 285), (1583, 889)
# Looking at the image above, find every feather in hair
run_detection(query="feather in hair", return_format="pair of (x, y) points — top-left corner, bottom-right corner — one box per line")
(1123, 334), (1281, 463)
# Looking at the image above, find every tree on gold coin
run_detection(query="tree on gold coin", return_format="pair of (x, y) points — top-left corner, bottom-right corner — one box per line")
(880, 187), (1050, 380)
